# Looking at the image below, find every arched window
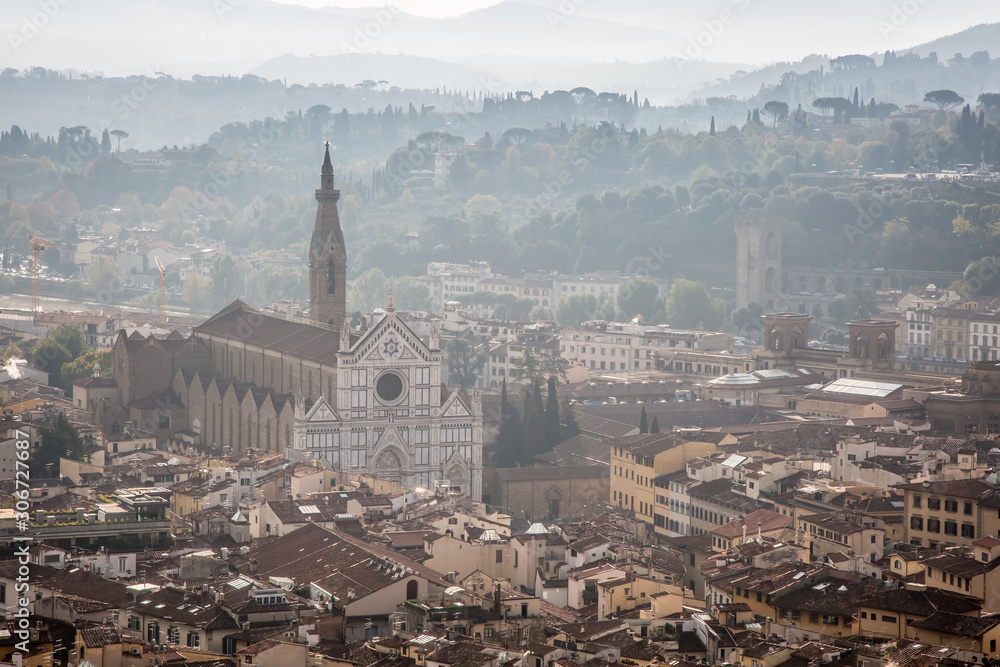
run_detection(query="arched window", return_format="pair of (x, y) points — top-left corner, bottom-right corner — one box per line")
(406, 580), (418, 600)
(327, 260), (336, 294)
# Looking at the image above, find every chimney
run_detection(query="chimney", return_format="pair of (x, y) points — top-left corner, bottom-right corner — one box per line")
(248, 558), (258, 575)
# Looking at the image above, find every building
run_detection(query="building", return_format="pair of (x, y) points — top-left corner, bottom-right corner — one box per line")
(734, 215), (783, 311)
(289, 300), (484, 500)
(92, 149), (485, 500)
(895, 479), (996, 548)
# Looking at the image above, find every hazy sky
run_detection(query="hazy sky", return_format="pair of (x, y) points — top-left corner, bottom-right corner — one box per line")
(270, 0), (501, 17)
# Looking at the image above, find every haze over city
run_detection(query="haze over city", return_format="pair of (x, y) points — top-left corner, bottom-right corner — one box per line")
(6, 2), (1000, 666)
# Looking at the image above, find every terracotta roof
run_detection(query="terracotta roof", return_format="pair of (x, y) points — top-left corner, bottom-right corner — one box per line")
(196, 300), (341, 366)
(772, 579), (876, 618)
(894, 479), (995, 499)
(79, 625), (122, 648)
(858, 587), (981, 616)
(909, 611), (1000, 637)
(711, 509), (791, 538)
(233, 522), (448, 604)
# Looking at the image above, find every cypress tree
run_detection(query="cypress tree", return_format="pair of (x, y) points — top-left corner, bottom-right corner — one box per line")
(639, 406), (648, 434)
(544, 376), (561, 448)
(561, 397), (580, 440)
(709, 116), (716, 136)
(497, 380), (523, 467)
(522, 381), (546, 463)
(650, 416), (660, 434)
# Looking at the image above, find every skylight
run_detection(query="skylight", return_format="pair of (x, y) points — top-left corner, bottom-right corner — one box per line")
(299, 505), (320, 514)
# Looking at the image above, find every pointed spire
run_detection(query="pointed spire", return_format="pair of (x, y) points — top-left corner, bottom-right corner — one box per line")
(322, 141), (333, 175)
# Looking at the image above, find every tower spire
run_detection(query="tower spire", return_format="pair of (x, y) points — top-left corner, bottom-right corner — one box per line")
(309, 143), (346, 330)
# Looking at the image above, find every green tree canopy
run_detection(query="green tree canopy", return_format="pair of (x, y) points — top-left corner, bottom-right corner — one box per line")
(664, 279), (726, 330)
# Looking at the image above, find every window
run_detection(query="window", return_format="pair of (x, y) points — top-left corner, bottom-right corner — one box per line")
(167, 626), (180, 644)
(881, 615), (897, 623)
(962, 524), (975, 538)
(927, 518), (940, 533)
(350, 390), (367, 408)
(912, 495), (922, 508)
(496, 549), (503, 563)
(945, 499), (958, 513)
(414, 447), (430, 465)
(484, 628), (494, 639)
(415, 367), (430, 385)
(928, 497), (941, 510)
(965, 502), (973, 515)
(415, 428), (430, 444)
(350, 369), (367, 387)
(944, 521), (958, 536)
(349, 449), (367, 468)
(128, 616), (141, 631)
(158, 416), (170, 429)
(187, 632), (200, 648)
(910, 516), (923, 531)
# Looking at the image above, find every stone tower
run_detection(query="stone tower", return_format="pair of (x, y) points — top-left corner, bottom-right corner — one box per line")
(309, 143), (347, 330)
(734, 215), (783, 311)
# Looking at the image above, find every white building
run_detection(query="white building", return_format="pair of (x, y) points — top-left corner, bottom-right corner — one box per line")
(291, 299), (484, 500)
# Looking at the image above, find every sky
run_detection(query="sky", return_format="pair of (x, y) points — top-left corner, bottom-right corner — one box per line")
(269, 0), (501, 18)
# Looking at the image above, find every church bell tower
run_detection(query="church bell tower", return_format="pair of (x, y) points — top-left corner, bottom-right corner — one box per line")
(309, 143), (347, 330)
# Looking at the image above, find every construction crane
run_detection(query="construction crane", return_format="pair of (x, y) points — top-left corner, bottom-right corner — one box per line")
(28, 236), (55, 313)
(155, 256), (166, 325)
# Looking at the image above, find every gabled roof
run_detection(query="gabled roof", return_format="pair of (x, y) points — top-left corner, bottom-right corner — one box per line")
(232, 522), (448, 604)
(909, 611), (1000, 637)
(858, 587), (981, 616)
(196, 300), (341, 365)
(711, 509), (791, 539)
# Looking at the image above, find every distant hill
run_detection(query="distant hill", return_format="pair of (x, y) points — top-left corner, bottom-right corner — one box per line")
(903, 22), (1000, 58)
(250, 54), (497, 91)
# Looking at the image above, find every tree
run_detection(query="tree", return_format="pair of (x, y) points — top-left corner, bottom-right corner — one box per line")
(761, 101), (789, 127)
(496, 380), (523, 468)
(560, 397), (580, 441)
(110, 129), (129, 153)
(521, 380), (547, 462)
(544, 376), (561, 448)
(34, 413), (84, 477)
(732, 302), (764, 333)
(539, 352), (569, 384)
(709, 117), (716, 136)
(444, 338), (486, 391)
(812, 97), (852, 117)
(978, 93), (1000, 110)
(924, 90), (964, 111)
(49, 323), (85, 358)
(101, 129), (111, 156)
(827, 297), (850, 323)
(650, 416), (660, 433)
(513, 348), (540, 383)
(617, 277), (664, 322)
(502, 127), (532, 145)
(88, 259), (121, 301)
(30, 341), (72, 389)
(555, 294), (597, 326)
(639, 406), (648, 434)
(664, 279), (726, 330)
(60, 349), (112, 387)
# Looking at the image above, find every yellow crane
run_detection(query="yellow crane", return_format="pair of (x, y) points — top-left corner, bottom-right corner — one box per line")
(155, 256), (166, 324)
(28, 236), (55, 313)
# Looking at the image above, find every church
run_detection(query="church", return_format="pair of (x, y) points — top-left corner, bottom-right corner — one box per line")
(76, 145), (483, 499)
